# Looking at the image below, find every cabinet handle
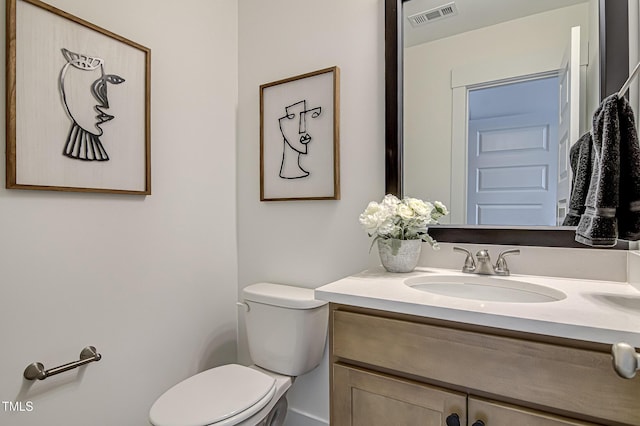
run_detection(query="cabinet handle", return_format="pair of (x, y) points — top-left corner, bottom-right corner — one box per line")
(472, 421), (485, 426)
(445, 413), (460, 426)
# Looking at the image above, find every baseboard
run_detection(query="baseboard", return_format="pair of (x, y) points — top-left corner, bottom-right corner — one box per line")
(283, 407), (328, 426)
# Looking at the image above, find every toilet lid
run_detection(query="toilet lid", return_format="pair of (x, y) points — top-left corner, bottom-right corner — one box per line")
(149, 364), (276, 426)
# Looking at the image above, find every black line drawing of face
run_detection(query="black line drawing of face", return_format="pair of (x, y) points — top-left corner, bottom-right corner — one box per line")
(278, 100), (321, 179)
(59, 48), (125, 161)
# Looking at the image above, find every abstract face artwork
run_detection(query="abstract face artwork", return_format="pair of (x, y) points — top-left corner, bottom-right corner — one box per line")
(278, 100), (322, 179)
(59, 48), (125, 161)
(259, 67), (338, 200)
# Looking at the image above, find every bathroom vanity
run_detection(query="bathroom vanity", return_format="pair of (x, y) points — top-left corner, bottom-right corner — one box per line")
(316, 266), (640, 426)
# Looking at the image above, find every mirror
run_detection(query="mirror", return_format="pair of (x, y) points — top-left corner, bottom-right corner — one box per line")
(385, 0), (631, 248)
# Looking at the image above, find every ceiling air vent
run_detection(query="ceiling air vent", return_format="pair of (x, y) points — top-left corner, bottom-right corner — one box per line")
(407, 2), (458, 27)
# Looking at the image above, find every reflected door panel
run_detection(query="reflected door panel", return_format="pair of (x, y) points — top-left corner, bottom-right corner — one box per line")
(557, 26), (583, 224)
(467, 77), (559, 225)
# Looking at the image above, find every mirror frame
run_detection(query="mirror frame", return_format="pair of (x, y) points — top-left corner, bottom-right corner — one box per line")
(385, 0), (630, 248)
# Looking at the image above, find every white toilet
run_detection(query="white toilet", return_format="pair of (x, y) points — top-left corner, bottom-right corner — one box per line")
(149, 283), (329, 426)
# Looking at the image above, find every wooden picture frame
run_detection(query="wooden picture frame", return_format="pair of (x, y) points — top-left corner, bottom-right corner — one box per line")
(260, 67), (340, 201)
(6, 0), (151, 194)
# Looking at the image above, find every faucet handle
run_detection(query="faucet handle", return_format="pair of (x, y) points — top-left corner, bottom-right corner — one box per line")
(494, 249), (520, 276)
(453, 246), (476, 273)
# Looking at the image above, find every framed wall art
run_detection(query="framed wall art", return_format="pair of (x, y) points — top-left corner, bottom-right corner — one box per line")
(6, 0), (151, 194)
(260, 66), (340, 201)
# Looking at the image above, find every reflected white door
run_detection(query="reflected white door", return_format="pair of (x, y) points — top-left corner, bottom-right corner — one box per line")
(556, 26), (583, 225)
(467, 77), (559, 226)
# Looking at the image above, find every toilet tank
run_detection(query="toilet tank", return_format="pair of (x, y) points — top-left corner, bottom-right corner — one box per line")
(242, 283), (328, 376)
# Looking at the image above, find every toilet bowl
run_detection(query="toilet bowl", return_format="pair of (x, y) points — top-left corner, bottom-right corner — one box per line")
(149, 283), (328, 426)
(149, 364), (291, 426)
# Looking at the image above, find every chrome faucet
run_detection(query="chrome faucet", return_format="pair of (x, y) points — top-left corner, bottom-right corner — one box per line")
(474, 249), (495, 275)
(453, 247), (520, 276)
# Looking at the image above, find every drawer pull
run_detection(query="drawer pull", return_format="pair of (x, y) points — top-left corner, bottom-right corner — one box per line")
(472, 421), (486, 426)
(612, 342), (640, 379)
(445, 413), (460, 426)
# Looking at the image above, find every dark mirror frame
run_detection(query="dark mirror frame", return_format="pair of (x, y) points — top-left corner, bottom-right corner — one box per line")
(385, 0), (630, 248)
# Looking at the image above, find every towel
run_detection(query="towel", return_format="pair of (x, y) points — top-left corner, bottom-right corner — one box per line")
(574, 93), (640, 246)
(562, 132), (592, 226)
(617, 96), (640, 240)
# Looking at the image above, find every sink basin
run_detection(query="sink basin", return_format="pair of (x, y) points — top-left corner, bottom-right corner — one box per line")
(405, 275), (566, 303)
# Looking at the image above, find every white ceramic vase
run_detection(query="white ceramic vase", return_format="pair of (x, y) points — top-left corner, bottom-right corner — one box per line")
(377, 238), (422, 273)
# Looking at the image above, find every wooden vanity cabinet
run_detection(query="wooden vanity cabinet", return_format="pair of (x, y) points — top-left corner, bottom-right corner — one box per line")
(329, 304), (640, 426)
(333, 364), (467, 426)
(467, 397), (597, 426)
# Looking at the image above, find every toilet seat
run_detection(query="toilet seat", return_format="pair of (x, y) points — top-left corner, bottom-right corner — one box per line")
(149, 364), (276, 426)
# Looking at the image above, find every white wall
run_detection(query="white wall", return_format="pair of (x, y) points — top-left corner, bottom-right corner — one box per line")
(0, 1), (238, 425)
(237, 0), (385, 424)
(587, 0), (601, 123)
(404, 3), (591, 210)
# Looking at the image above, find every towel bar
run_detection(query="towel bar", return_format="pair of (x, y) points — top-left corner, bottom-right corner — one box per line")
(23, 346), (101, 381)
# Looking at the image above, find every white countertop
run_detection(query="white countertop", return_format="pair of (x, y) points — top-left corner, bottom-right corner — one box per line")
(315, 266), (640, 347)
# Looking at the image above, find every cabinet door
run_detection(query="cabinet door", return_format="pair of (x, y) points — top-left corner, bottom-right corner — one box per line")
(332, 363), (466, 426)
(468, 397), (599, 426)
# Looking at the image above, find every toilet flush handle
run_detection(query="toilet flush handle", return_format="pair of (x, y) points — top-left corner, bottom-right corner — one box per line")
(236, 301), (250, 312)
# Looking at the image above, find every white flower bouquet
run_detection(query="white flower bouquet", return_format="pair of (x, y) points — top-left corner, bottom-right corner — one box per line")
(359, 194), (448, 253)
